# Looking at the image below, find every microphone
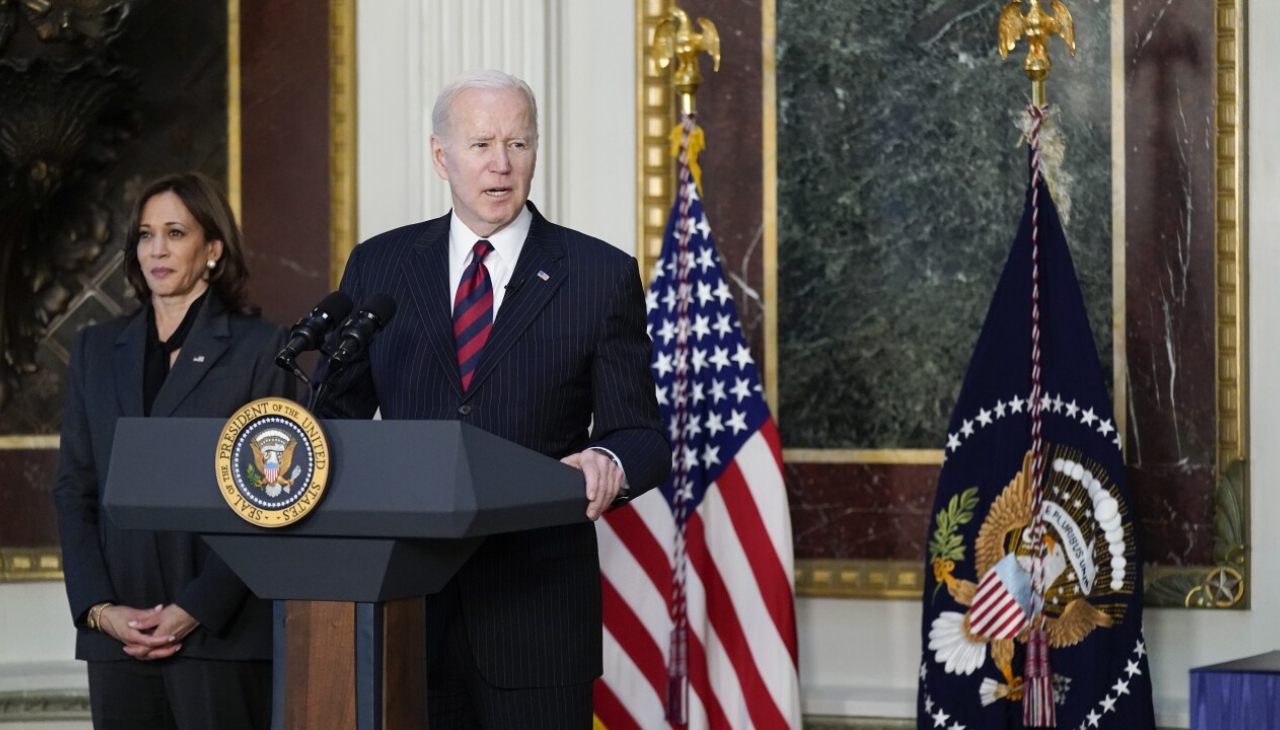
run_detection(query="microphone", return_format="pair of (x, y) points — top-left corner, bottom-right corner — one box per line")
(327, 293), (398, 370)
(275, 292), (353, 380)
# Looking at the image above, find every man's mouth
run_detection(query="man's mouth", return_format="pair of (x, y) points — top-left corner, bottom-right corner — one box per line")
(485, 188), (511, 198)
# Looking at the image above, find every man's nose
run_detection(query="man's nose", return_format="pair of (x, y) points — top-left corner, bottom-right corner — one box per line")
(491, 147), (512, 172)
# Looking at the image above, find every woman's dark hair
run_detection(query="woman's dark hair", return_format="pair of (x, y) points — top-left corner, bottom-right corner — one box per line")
(123, 172), (251, 312)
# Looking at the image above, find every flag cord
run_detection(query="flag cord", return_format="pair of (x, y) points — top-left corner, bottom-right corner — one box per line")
(664, 112), (699, 725)
(1023, 103), (1057, 728)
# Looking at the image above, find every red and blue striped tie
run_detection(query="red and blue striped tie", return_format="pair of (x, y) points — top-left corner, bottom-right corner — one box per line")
(453, 240), (495, 391)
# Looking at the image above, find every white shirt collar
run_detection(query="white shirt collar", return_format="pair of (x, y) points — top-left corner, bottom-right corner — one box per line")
(447, 206), (533, 315)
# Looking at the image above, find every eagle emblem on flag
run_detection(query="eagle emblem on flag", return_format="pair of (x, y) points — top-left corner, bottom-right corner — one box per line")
(929, 450), (1118, 707)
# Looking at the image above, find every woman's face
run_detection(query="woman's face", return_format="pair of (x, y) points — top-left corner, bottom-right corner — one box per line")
(136, 191), (222, 304)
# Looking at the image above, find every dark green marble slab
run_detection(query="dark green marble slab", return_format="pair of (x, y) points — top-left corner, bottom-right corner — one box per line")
(777, 0), (1113, 449)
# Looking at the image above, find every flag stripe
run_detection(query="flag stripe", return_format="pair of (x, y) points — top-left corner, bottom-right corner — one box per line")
(687, 513), (792, 730)
(700, 480), (802, 717)
(713, 449), (800, 663)
(601, 577), (667, 699)
(604, 493), (675, 601)
(593, 673), (643, 730)
(685, 627), (731, 729)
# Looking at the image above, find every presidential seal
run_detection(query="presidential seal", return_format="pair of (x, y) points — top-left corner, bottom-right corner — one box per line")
(215, 397), (330, 527)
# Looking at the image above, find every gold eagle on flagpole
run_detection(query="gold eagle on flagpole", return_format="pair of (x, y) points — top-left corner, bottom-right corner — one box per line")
(998, 0), (1075, 73)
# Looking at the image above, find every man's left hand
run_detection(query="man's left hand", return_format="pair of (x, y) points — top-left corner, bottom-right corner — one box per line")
(562, 450), (624, 520)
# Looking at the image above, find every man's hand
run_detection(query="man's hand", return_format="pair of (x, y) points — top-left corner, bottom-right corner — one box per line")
(562, 449), (624, 520)
(100, 603), (199, 661)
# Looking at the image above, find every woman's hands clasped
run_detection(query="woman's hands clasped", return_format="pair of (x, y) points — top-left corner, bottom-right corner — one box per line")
(98, 603), (200, 660)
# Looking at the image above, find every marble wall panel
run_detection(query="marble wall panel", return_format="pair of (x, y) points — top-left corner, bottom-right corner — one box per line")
(1123, 0), (1217, 566)
(0, 450), (57, 546)
(776, 0), (1112, 449)
(788, 462), (937, 560)
(677, 0), (767, 371)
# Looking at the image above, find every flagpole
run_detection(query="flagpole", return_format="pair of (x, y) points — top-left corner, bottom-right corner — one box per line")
(998, 2), (1076, 727)
(651, 7), (720, 724)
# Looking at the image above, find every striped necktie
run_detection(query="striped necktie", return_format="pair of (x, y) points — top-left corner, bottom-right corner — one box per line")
(453, 240), (495, 391)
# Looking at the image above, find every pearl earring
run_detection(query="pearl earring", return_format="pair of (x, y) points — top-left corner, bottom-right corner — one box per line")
(206, 259), (217, 270)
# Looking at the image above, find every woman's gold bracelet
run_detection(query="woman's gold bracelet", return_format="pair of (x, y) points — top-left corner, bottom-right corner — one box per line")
(86, 602), (113, 632)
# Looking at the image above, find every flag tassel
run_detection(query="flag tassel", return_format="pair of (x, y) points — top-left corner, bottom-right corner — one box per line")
(666, 622), (688, 724)
(1023, 625), (1056, 726)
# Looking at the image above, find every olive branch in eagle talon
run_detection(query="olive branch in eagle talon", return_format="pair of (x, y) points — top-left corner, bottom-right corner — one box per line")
(930, 486), (980, 600)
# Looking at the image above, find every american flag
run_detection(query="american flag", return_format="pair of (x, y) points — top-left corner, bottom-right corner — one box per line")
(594, 118), (801, 729)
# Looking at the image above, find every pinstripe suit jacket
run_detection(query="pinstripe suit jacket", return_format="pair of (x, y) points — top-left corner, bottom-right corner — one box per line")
(322, 202), (670, 688)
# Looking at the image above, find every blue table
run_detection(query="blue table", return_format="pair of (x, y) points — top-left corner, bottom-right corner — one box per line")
(1191, 651), (1280, 729)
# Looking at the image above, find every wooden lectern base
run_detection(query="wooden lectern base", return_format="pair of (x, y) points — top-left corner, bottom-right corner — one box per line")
(283, 598), (426, 730)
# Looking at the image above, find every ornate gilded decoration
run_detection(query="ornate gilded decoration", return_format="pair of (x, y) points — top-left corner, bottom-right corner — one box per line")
(329, 0), (356, 287)
(637, 0), (676, 278)
(0, 3), (135, 413)
(652, 6), (720, 116)
(0, 546), (61, 580)
(12, 0), (127, 46)
(998, 0), (1076, 106)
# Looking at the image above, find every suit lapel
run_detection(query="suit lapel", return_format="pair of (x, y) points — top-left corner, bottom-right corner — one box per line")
(113, 312), (147, 418)
(465, 204), (567, 397)
(405, 215), (465, 396)
(149, 297), (232, 418)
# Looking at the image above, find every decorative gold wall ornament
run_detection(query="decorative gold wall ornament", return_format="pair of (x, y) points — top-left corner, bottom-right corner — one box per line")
(998, 0), (1076, 107)
(635, 0), (676, 278)
(652, 6), (720, 117)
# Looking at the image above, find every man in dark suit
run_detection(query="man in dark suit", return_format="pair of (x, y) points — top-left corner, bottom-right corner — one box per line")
(320, 70), (670, 728)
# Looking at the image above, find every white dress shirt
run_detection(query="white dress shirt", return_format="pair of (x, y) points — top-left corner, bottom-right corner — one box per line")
(447, 207), (532, 317)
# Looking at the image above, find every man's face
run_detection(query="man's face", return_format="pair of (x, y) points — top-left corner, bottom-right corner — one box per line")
(431, 87), (537, 238)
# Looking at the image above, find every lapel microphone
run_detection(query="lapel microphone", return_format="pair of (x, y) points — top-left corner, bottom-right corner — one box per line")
(505, 276), (528, 295)
(327, 293), (398, 369)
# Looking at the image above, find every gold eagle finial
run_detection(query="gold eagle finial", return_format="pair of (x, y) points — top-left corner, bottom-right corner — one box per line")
(998, 0), (1075, 106)
(652, 6), (720, 116)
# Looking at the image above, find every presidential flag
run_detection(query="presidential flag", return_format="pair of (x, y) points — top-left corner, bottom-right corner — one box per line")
(594, 117), (801, 729)
(918, 109), (1155, 729)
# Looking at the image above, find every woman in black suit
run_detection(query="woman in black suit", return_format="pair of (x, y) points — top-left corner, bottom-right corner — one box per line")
(53, 173), (290, 730)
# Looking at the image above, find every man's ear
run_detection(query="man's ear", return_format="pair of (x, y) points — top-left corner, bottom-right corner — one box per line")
(430, 135), (450, 181)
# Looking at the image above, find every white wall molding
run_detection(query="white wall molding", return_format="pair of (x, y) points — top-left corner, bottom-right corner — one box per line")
(357, 0), (636, 252)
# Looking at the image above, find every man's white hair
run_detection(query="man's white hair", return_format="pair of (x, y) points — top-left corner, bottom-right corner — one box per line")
(431, 70), (539, 146)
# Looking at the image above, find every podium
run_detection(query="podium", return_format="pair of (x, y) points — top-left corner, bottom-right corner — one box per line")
(102, 416), (588, 730)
